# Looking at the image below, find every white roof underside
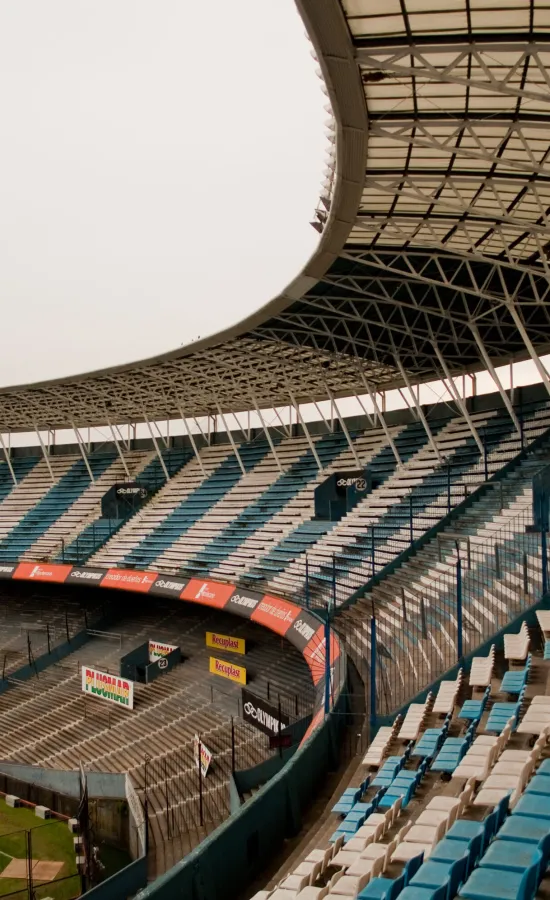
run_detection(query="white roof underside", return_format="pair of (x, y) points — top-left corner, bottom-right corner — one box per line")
(2, 0), (550, 431)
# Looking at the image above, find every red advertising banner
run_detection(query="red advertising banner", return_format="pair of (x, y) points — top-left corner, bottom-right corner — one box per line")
(181, 579), (235, 609)
(13, 562), (73, 583)
(251, 594), (300, 636)
(101, 569), (158, 592)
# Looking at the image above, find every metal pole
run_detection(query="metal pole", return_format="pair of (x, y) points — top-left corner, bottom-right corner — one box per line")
(198, 735), (204, 826)
(34, 426), (55, 485)
(370, 616), (377, 735)
(506, 302), (550, 399)
(483, 434), (488, 481)
(143, 411), (170, 481)
(469, 323), (521, 435)
(332, 555), (337, 612)
(250, 396), (283, 473)
(420, 595), (427, 639)
(456, 558), (463, 660)
(432, 343), (484, 455)
(288, 390), (322, 471)
(215, 401), (246, 476)
(231, 717), (235, 773)
(394, 354), (442, 462)
(0, 432), (17, 486)
(325, 386), (361, 467)
(371, 525), (375, 577)
(358, 371), (402, 465)
(324, 607), (331, 716)
(305, 555), (310, 609)
(447, 464), (451, 513)
(178, 406), (206, 476)
(70, 421), (95, 483)
(278, 695), (283, 759)
(542, 528), (548, 598)
(46, 623), (51, 655)
(106, 417), (131, 479)
(409, 495), (413, 545)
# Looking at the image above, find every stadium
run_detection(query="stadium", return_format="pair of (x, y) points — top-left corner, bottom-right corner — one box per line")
(2, 1), (550, 900)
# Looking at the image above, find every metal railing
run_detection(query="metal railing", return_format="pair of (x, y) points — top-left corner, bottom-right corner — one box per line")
(336, 493), (548, 718)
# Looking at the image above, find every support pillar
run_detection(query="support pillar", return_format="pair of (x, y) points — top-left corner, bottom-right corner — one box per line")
(395, 355), (442, 462)
(0, 433), (17, 486)
(106, 418), (131, 479)
(251, 397), (283, 474)
(70, 422), (95, 483)
(34, 426), (55, 485)
(325, 386), (361, 467)
(288, 390), (322, 471)
(357, 371), (402, 465)
(143, 412), (170, 481)
(432, 343), (484, 455)
(179, 408), (206, 476)
(215, 402), (246, 476)
(470, 323), (521, 435)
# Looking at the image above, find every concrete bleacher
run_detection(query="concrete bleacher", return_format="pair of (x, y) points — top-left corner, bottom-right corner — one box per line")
(0, 591), (315, 876)
(253, 619), (550, 900)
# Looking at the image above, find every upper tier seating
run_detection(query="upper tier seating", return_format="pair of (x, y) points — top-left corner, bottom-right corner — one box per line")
(59, 447), (193, 564)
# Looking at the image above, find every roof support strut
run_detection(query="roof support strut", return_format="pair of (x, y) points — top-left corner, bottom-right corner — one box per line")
(107, 417), (131, 480)
(178, 407), (206, 476)
(0, 432), (17, 486)
(469, 324), (521, 435)
(394, 356), (442, 463)
(325, 385), (362, 468)
(34, 426), (55, 485)
(506, 302), (550, 400)
(250, 396), (284, 474)
(143, 411), (170, 482)
(288, 390), (322, 472)
(432, 344), (484, 456)
(215, 401), (246, 476)
(356, 369), (402, 465)
(70, 421), (95, 483)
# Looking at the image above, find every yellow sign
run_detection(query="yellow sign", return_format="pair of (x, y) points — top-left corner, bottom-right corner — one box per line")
(209, 656), (247, 685)
(206, 631), (246, 655)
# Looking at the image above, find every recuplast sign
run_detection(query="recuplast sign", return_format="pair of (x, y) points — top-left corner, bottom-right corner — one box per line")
(209, 656), (247, 685)
(206, 631), (246, 655)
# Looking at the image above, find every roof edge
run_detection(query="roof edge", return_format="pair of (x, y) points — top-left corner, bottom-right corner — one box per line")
(0, 0), (367, 397)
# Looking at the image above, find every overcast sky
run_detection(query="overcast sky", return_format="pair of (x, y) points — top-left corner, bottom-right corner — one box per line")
(0, 0), (326, 386)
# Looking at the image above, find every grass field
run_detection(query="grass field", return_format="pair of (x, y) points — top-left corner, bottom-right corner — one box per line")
(0, 798), (80, 899)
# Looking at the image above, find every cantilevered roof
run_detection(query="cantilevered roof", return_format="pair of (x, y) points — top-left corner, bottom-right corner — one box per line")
(2, 0), (550, 430)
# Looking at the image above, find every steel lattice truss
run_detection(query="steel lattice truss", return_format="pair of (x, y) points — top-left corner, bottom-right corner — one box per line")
(2, 0), (550, 430)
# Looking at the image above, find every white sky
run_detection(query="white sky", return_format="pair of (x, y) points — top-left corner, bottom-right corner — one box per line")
(0, 0), (326, 386)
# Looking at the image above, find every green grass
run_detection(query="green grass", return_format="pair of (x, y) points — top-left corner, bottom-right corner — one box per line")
(0, 798), (80, 898)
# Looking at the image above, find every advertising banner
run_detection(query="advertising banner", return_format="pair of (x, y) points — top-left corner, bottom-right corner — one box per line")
(0, 564), (16, 579)
(225, 588), (262, 618)
(209, 656), (247, 685)
(206, 632), (246, 655)
(81, 666), (134, 709)
(194, 734), (212, 778)
(241, 688), (290, 736)
(251, 595), (300, 636)
(65, 567), (106, 585)
(150, 576), (189, 598)
(149, 639), (178, 662)
(286, 611), (320, 653)
(13, 562), (72, 583)
(182, 579), (235, 609)
(101, 569), (158, 592)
